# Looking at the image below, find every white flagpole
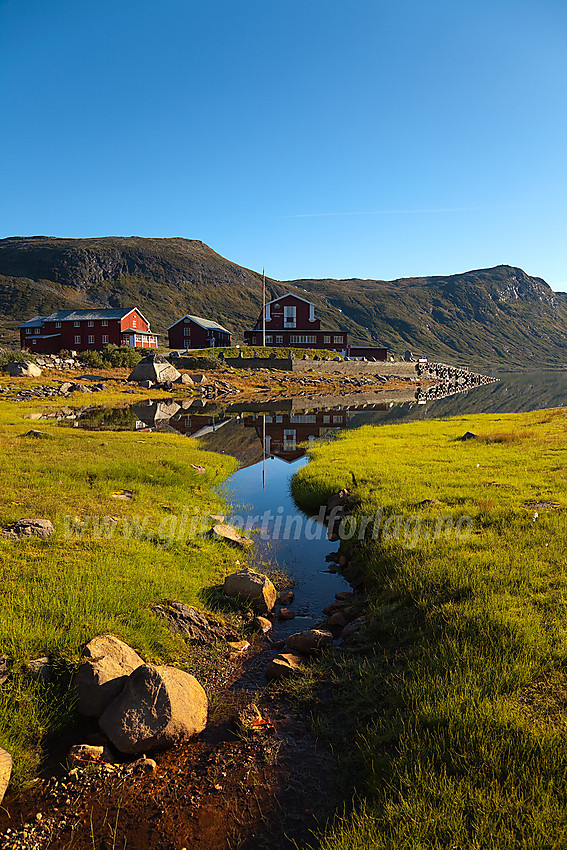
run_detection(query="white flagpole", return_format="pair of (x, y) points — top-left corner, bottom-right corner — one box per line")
(262, 268), (266, 348)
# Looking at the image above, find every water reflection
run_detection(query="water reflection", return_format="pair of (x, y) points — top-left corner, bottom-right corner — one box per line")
(47, 371), (567, 463)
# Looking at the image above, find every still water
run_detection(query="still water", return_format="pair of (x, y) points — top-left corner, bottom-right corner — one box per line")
(48, 370), (567, 629)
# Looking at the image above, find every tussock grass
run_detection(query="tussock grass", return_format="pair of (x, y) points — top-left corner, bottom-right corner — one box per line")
(0, 399), (240, 784)
(291, 409), (567, 848)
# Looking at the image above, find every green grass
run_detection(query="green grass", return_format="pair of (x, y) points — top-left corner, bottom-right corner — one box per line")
(0, 397), (240, 785)
(290, 408), (567, 849)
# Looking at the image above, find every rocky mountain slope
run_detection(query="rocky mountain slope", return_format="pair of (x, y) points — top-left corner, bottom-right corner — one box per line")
(0, 236), (566, 367)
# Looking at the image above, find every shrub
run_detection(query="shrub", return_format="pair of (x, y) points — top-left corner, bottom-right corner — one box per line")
(0, 350), (36, 368)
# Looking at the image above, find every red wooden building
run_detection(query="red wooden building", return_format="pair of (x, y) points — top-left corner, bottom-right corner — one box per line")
(244, 293), (348, 352)
(244, 292), (388, 359)
(167, 315), (232, 350)
(19, 308), (158, 353)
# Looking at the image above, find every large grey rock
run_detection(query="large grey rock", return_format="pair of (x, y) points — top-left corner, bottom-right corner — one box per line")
(4, 361), (42, 377)
(286, 629), (333, 655)
(74, 634), (144, 717)
(223, 568), (276, 614)
(99, 664), (207, 754)
(128, 354), (181, 385)
(1, 518), (54, 542)
(151, 602), (236, 643)
(0, 748), (12, 805)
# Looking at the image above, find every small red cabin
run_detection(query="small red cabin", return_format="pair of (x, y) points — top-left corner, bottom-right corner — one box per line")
(167, 315), (232, 350)
(19, 308), (158, 353)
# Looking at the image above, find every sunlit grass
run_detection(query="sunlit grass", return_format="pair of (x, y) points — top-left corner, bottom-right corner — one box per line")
(0, 398), (240, 784)
(291, 407), (567, 848)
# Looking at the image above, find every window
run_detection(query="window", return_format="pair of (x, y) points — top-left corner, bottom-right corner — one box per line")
(88, 335), (94, 344)
(74, 335), (81, 345)
(290, 335), (316, 344)
(323, 335), (331, 344)
(283, 429), (296, 450)
(184, 327), (191, 336)
(102, 334), (109, 344)
(132, 318), (137, 328)
(102, 320), (108, 327)
(32, 339), (36, 345)
(284, 305), (296, 328)
(323, 415), (331, 424)
(56, 321), (61, 328)
(276, 335), (283, 343)
(265, 335), (272, 343)
(88, 320), (94, 327)
(333, 336), (343, 344)
(74, 321), (80, 327)
(34, 328), (40, 334)
(26, 328), (32, 335)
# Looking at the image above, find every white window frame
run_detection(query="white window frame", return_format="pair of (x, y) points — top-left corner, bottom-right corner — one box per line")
(26, 327), (32, 335)
(88, 335), (94, 344)
(102, 320), (108, 327)
(284, 305), (296, 328)
(74, 321), (80, 327)
(324, 335), (331, 344)
(88, 320), (94, 327)
(34, 328), (40, 334)
(56, 321), (62, 328)
(102, 334), (109, 344)
(132, 317), (137, 328)
(276, 335), (283, 343)
(74, 335), (81, 345)
(265, 335), (272, 343)
(333, 335), (343, 344)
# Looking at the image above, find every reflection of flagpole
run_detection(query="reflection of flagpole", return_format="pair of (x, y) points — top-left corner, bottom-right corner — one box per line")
(262, 268), (266, 348)
(262, 414), (266, 490)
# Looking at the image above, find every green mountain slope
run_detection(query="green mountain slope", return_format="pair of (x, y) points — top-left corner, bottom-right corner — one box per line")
(0, 236), (566, 367)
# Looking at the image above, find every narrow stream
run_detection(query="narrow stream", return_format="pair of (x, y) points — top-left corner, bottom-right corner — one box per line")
(44, 369), (567, 630)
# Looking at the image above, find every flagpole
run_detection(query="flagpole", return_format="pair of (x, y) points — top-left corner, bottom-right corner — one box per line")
(262, 268), (266, 348)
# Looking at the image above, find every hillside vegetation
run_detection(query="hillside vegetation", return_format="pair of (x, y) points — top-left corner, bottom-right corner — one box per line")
(1, 236), (566, 367)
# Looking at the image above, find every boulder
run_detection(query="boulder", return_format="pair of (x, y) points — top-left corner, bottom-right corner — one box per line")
(460, 431), (478, 441)
(21, 430), (54, 439)
(1, 518), (54, 542)
(212, 524), (253, 548)
(99, 664), (207, 755)
(189, 373), (206, 384)
(251, 616), (273, 635)
(265, 652), (305, 680)
(341, 616), (366, 639)
(286, 629), (333, 655)
(176, 373), (194, 385)
(325, 611), (347, 628)
(4, 361), (42, 377)
(67, 744), (114, 769)
(151, 602), (236, 643)
(0, 748), (12, 806)
(276, 590), (295, 606)
(223, 568), (276, 614)
(74, 634), (144, 717)
(277, 608), (295, 621)
(128, 354), (181, 385)
(27, 657), (51, 682)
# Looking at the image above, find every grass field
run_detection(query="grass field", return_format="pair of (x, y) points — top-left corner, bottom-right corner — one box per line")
(290, 409), (567, 849)
(0, 396), (240, 785)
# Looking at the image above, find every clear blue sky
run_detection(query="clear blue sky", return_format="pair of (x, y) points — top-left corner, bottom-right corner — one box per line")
(1, 0), (566, 287)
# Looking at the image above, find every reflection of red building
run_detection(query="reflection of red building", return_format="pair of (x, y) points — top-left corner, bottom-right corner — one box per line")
(168, 414), (231, 438)
(243, 410), (349, 462)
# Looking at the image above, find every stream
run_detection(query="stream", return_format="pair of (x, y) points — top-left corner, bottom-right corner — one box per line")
(44, 369), (567, 633)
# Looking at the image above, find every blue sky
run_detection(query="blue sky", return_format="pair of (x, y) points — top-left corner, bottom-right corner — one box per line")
(1, 0), (566, 287)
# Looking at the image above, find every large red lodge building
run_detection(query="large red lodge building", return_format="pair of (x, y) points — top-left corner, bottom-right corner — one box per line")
(19, 308), (158, 353)
(243, 292), (387, 359)
(244, 293), (347, 351)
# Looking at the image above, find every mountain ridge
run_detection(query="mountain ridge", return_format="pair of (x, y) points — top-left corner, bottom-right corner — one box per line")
(0, 236), (565, 367)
